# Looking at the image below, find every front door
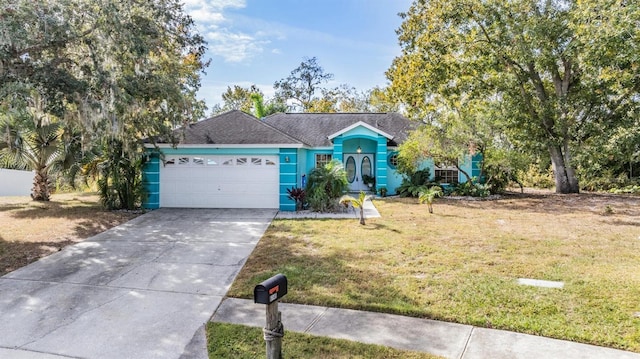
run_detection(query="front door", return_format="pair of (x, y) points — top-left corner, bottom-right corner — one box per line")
(344, 153), (374, 192)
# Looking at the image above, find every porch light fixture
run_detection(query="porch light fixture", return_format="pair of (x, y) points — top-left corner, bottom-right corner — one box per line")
(356, 146), (362, 154)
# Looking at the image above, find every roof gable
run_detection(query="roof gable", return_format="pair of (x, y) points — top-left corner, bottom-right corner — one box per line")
(327, 121), (394, 140)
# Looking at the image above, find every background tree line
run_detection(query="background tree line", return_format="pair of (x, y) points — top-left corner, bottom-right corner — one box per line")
(210, 56), (398, 117)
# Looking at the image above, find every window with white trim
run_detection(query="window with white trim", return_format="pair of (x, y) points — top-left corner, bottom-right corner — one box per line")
(434, 165), (459, 184)
(315, 154), (332, 168)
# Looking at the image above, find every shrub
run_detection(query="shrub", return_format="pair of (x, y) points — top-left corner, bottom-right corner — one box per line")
(305, 160), (349, 212)
(518, 164), (555, 189)
(451, 180), (490, 198)
(287, 187), (306, 211)
(397, 169), (434, 197)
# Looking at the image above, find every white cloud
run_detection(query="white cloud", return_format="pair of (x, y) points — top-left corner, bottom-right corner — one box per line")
(183, 0), (272, 64)
(183, 0), (244, 26)
(206, 30), (269, 63)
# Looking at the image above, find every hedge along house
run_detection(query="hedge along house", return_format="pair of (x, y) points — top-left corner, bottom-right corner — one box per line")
(142, 110), (481, 211)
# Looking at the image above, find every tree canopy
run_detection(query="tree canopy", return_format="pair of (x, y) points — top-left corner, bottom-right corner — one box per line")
(388, 0), (640, 193)
(1, 0), (207, 206)
(274, 56), (334, 112)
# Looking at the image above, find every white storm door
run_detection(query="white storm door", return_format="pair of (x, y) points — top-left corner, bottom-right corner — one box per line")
(344, 153), (374, 192)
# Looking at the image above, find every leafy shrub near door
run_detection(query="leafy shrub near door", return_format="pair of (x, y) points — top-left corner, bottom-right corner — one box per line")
(397, 168), (434, 197)
(305, 160), (348, 212)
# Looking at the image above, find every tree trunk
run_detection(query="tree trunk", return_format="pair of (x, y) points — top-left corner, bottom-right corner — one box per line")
(549, 144), (579, 194)
(31, 167), (51, 201)
(359, 206), (365, 225)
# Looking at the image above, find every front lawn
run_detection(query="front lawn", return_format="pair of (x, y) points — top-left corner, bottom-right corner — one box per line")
(227, 192), (640, 352)
(0, 192), (140, 274)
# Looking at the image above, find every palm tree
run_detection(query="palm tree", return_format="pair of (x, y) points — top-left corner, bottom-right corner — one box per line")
(339, 191), (372, 225)
(0, 94), (71, 201)
(418, 186), (443, 214)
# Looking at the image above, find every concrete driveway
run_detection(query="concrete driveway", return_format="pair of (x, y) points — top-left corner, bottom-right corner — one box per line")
(0, 208), (276, 359)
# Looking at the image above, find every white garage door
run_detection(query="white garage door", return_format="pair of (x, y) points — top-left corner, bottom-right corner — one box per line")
(160, 155), (279, 208)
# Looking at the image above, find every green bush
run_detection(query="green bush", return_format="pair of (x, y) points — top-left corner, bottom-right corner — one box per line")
(609, 184), (640, 194)
(305, 160), (349, 212)
(397, 169), (434, 197)
(94, 139), (146, 210)
(451, 180), (490, 197)
(518, 164), (555, 189)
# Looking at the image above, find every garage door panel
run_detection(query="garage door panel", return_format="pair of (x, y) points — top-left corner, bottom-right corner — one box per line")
(160, 155), (279, 208)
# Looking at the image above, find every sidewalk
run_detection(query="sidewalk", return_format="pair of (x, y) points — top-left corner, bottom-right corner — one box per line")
(212, 298), (640, 359)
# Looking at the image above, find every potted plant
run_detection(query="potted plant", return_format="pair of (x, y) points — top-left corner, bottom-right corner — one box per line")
(362, 174), (376, 189)
(379, 187), (387, 197)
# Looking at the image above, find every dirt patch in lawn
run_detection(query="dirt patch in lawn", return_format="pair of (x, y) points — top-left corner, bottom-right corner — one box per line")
(0, 192), (141, 274)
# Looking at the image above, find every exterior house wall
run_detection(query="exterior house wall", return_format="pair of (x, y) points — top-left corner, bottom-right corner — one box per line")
(279, 148), (297, 211)
(142, 153), (161, 208)
(302, 149), (333, 173)
(376, 136), (388, 192)
(0, 169), (33, 196)
(342, 139), (377, 154)
(296, 148), (308, 188)
(386, 150), (403, 195)
(454, 153), (482, 183)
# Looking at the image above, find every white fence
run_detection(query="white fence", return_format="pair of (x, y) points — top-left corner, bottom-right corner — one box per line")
(0, 169), (33, 196)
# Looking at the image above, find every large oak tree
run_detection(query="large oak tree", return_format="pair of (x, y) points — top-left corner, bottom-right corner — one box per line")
(388, 0), (640, 193)
(1, 0), (207, 205)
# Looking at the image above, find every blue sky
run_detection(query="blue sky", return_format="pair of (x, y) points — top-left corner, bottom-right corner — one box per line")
(182, 0), (413, 110)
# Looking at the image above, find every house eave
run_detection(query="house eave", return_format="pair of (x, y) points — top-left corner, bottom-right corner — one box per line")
(327, 121), (394, 140)
(145, 143), (305, 149)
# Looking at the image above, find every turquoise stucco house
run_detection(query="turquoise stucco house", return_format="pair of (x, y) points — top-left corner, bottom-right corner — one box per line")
(142, 110), (481, 211)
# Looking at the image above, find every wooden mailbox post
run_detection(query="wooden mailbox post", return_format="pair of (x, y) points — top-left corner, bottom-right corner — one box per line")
(254, 274), (288, 359)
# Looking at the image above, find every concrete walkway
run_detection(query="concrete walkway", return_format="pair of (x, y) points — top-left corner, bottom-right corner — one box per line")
(0, 208), (277, 359)
(212, 298), (640, 359)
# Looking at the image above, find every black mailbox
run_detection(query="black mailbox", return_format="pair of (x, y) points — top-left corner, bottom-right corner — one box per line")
(254, 274), (288, 304)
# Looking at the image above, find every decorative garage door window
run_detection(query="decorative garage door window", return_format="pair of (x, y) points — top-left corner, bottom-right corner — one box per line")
(164, 156), (278, 167)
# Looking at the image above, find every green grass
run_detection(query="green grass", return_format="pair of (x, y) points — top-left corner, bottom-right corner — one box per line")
(228, 194), (640, 352)
(207, 322), (441, 358)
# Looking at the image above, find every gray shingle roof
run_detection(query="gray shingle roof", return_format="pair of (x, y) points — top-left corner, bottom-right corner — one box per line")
(178, 110), (302, 145)
(174, 111), (416, 146)
(262, 112), (416, 147)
